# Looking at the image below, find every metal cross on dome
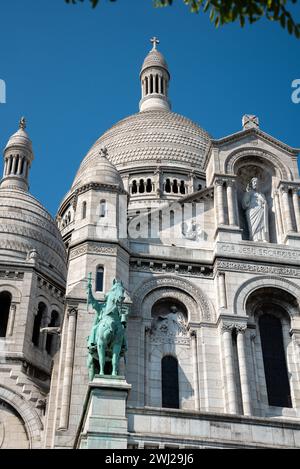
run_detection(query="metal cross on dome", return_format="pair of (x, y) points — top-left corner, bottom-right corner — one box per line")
(150, 37), (160, 50)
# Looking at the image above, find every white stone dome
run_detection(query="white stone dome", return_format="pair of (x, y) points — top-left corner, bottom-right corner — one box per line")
(71, 148), (124, 191)
(73, 110), (211, 181)
(141, 48), (169, 75)
(0, 188), (67, 284)
(4, 128), (33, 153)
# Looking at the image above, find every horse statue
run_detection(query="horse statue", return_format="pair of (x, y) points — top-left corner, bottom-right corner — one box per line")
(86, 273), (129, 380)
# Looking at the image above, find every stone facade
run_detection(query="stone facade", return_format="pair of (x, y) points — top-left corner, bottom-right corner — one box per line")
(1, 41), (300, 449)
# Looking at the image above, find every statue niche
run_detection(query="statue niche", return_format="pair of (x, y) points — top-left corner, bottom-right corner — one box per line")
(86, 273), (130, 379)
(242, 176), (269, 242)
(151, 299), (189, 345)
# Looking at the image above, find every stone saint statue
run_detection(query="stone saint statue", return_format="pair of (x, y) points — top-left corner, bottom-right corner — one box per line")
(86, 274), (129, 380)
(242, 177), (269, 242)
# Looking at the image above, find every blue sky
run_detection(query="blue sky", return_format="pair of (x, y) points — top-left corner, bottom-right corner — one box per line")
(0, 0), (299, 215)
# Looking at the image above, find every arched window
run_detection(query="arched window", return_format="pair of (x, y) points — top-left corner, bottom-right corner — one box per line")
(139, 180), (145, 194)
(82, 201), (87, 219)
(0, 291), (11, 337)
(68, 211), (71, 222)
(161, 355), (179, 409)
(20, 157), (25, 175)
(172, 180), (178, 194)
(170, 210), (175, 227)
(197, 183), (202, 191)
(161, 77), (164, 95)
(132, 180), (138, 194)
(165, 179), (171, 193)
(180, 180), (186, 195)
(150, 75), (153, 94)
(14, 156), (19, 175)
(145, 76), (148, 95)
(96, 266), (104, 292)
(259, 313), (292, 407)
(46, 311), (60, 355)
(100, 200), (106, 218)
(32, 302), (46, 347)
(146, 178), (152, 193)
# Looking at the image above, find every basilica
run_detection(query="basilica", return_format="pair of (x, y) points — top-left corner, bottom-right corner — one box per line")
(1, 38), (300, 449)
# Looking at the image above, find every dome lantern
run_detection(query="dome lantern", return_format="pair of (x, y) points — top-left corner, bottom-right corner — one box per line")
(139, 37), (171, 112)
(1, 117), (34, 191)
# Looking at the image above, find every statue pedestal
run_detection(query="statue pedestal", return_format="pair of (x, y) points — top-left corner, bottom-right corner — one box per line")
(75, 375), (131, 449)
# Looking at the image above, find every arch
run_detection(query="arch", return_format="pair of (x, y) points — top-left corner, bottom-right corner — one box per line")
(82, 201), (87, 219)
(99, 200), (107, 218)
(32, 302), (47, 347)
(139, 179), (145, 194)
(180, 180), (186, 195)
(0, 284), (21, 304)
(165, 179), (171, 193)
(172, 179), (178, 194)
(0, 292), (11, 337)
(224, 147), (291, 181)
(45, 310), (60, 355)
(233, 275), (300, 316)
(131, 180), (138, 194)
(95, 265), (104, 292)
(146, 178), (152, 193)
(132, 275), (215, 322)
(161, 355), (179, 409)
(0, 386), (42, 449)
(258, 310), (292, 407)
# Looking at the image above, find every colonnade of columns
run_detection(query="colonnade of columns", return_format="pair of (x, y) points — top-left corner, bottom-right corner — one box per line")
(221, 322), (252, 416)
(3, 154), (29, 178)
(214, 177), (300, 238)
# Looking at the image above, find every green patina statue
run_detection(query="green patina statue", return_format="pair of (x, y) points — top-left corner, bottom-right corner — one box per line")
(86, 273), (129, 379)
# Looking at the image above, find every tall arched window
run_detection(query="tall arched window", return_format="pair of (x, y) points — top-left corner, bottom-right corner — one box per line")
(155, 74), (159, 93)
(139, 180), (145, 194)
(100, 200), (107, 218)
(172, 180), (178, 194)
(32, 302), (46, 347)
(132, 180), (138, 194)
(259, 313), (292, 407)
(46, 311), (60, 355)
(146, 179), (152, 193)
(161, 355), (179, 409)
(96, 266), (104, 292)
(165, 179), (171, 193)
(0, 291), (11, 337)
(82, 201), (87, 219)
(180, 180), (186, 195)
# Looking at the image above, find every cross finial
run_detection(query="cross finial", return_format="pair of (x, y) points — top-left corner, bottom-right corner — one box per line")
(99, 146), (108, 158)
(150, 37), (160, 50)
(19, 116), (26, 130)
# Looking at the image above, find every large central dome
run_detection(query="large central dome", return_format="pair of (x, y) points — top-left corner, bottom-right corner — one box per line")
(72, 109), (210, 189)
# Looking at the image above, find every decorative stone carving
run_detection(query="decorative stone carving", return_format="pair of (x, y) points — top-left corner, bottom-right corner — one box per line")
(150, 306), (190, 345)
(221, 322), (247, 333)
(69, 243), (116, 260)
(225, 148), (289, 180)
(183, 218), (206, 242)
(132, 276), (214, 322)
(216, 260), (300, 278)
(242, 115), (259, 130)
(242, 177), (269, 242)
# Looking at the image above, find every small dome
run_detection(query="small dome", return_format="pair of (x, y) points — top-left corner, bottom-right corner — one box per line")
(71, 147), (124, 191)
(0, 188), (66, 284)
(4, 128), (33, 153)
(141, 49), (169, 76)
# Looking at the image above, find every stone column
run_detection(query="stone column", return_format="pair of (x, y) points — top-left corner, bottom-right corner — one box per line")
(6, 304), (16, 336)
(218, 272), (227, 309)
(221, 324), (238, 414)
(226, 180), (237, 226)
(191, 330), (200, 411)
(236, 325), (252, 416)
(59, 306), (77, 429)
(281, 186), (294, 233)
(144, 326), (150, 406)
(11, 156), (17, 175)
(17, 156), (23, 175)
(292, 188), (300, 233)
(274, 190), (284, 239)
(215, 179), (225, 225)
